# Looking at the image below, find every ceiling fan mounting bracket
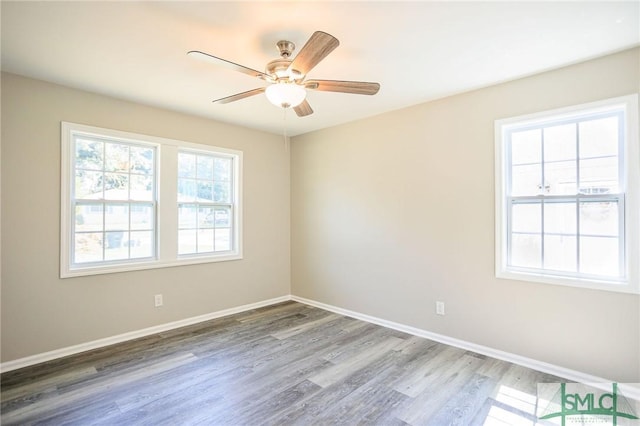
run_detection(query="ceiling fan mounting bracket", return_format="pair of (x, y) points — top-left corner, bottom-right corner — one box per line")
(276, 40), (295, 58)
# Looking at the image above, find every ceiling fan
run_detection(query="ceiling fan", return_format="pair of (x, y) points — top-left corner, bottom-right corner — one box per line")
(187, 31), (380, 117)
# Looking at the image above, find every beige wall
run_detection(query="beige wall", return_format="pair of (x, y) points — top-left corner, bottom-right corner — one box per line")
(1, 72), (290, 362)
(291, 48), (640, 382)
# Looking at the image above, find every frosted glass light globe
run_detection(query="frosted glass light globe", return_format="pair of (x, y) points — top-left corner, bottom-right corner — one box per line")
(265, 82), (306, 108)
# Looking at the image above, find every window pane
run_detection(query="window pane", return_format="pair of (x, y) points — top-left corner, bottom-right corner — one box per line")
(178, 229), (197, 254)
(580, 236), (620, 277)
(131, 204), (153, 230)
(544, 202), (576, 235)
(74, 232), (103, 264)
(197, 181), (213, 201)
(215, 228), (231, 251)
(214, 207), (230, 228)
(544, 235), (577, 272)
(130, 231), (153, 259)
(197, 156), (214, 180)
(214, 182), (231, 203)
(75, 139), (103, 170)
(579, 116), (619, 159)
(580, 201), (619, 237)
(544, 160), (577, 195)
(198, 206), (215, 229)
(105, 204), (128, 231)
(130, 175), (153, 201)
(105, 231), (129, 260)
(512, 203), (541, 233)
(104, 173), (129, 200)
(178, 178), (197, 202)
(178, 204), (197, 229)
(75, 170), (103, 199)
(511, 164), (541, 196)
(214, 157), (232, 181)
(178, 153), (196, 178)
(130, 146), (154, 175)
(544, 123), (576, 163)
(76, 204), (103, 232)
(197, 229), (214, 253)
(511, 129), (541, 165)
(510, 234), (541, 269)
(579, 157), (618, 194)
(105, 143), (129, 172)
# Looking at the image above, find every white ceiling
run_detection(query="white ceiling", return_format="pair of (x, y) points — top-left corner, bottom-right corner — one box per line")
(2, 1), (638, 136)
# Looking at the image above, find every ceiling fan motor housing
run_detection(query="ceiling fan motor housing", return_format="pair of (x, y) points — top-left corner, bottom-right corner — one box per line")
(266, 59), (302, 82)
(266, 40), (303, 82)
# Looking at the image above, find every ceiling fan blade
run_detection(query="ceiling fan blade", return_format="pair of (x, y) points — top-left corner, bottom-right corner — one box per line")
(288, 31), (339, 76)
(188, 50), (270, 80)
(213, 88), (266, 104)
(294, 99), (314, 117)
(305, 79), (380, 95)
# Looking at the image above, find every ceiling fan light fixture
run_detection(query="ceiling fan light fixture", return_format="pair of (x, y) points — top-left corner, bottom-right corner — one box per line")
(265, 82), (306, 109)
(193, 31), (378, 117)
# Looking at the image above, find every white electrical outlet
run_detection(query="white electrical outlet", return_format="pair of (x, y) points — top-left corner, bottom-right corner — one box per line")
(436, 301), (445, 316)
(154, 294), (163, 307)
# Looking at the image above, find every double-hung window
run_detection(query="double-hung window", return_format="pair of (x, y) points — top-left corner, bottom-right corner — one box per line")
(495, 95), (639, 293)
(70, 135), (156, 265)
(177, 151), (234, 255)
(61, 122), (242, 277)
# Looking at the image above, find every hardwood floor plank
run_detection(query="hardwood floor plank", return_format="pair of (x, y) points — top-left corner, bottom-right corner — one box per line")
(2, 352), (197, 424)
(234, 301), (324, 326)
(391, 345), (466, 398)
(184, 358), (330, 425)
(29, 401), (122, 426)
(320, 326), (409, 365)
(0, 337), (158, 396)
(426, 373), (497, 425)
(0, 365), (96, 403)
(309, 360), (410, 425)
(309, 336), (404, 388)
(498, 363), (564, 396)
(270, 313), (341, 340)
(396, 354), (486, 424)
(213, 379), (323, 425)
(110, 357), (248, 414)
(267, 349), (404, 425)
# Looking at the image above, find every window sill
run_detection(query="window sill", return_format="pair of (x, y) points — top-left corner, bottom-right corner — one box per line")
(496, 269), (639, 295)
(61, 253), (243, 278)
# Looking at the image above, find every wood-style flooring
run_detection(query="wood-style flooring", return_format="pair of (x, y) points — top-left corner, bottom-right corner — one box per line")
(1, 301), (565, 425)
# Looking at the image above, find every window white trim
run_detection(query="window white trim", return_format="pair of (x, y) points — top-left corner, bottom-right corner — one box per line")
(61, 122), (243, 278)
(495, 94), (639, 294)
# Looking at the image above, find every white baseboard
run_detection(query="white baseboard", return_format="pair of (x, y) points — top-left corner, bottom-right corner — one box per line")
(3, 293), (637, 402)
(0, 295), (291, 373)
(291, 295), (640, 401)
